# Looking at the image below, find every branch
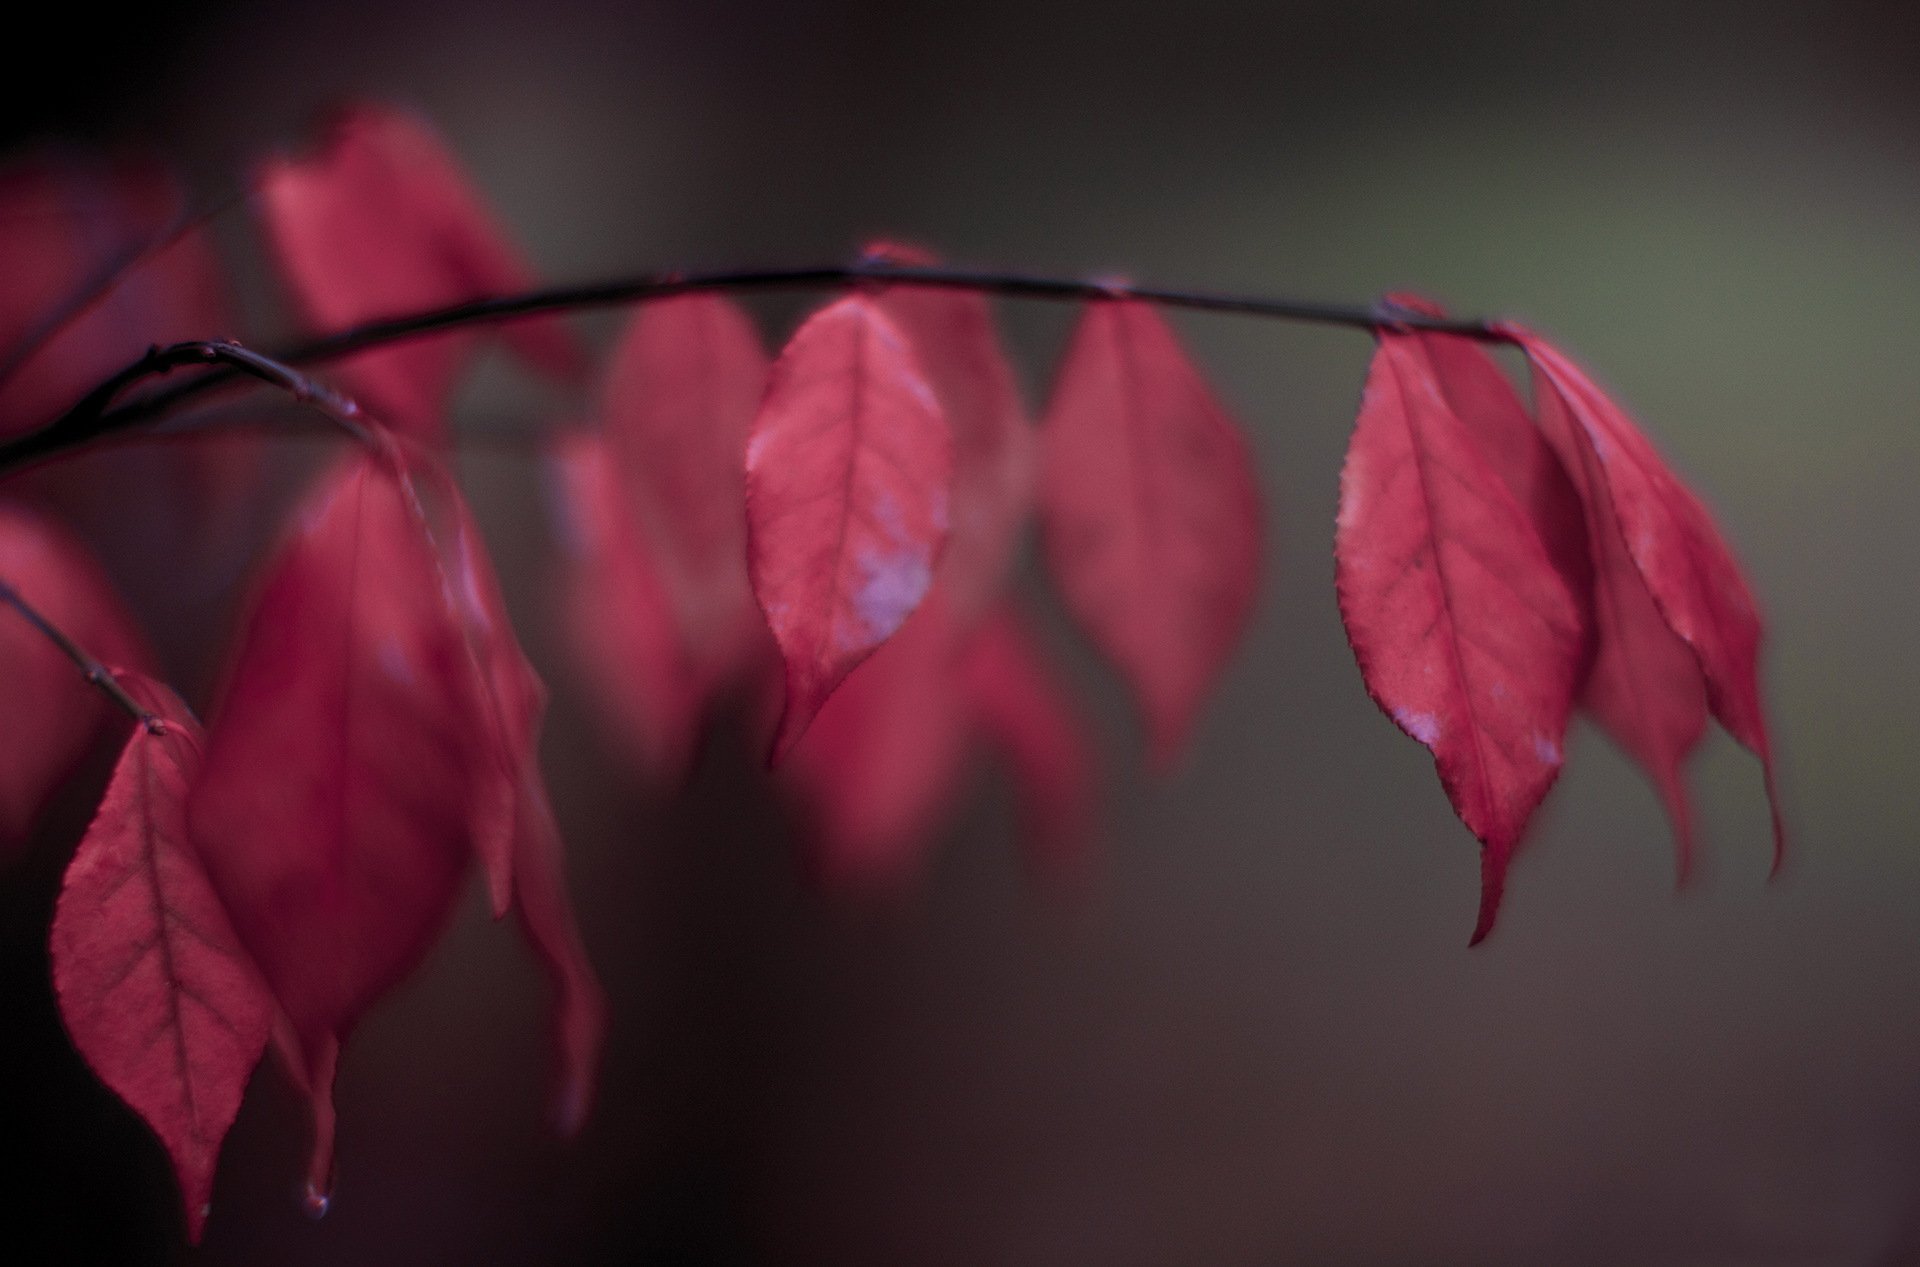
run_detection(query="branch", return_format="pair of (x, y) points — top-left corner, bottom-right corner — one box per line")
(0, 340), (374, 471)
(0, 579), (159, 730)
(0, 263), (1495, 475)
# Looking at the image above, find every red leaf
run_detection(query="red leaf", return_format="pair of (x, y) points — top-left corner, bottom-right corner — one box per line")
(187, 453), (486, 1077)
(508, 777), (608, 1137)
(551, 431), (703, 778)
(256, 105), (582, 443)
(407, 460), (541, 914)
(1505, 327), (1784, 867)
(1336, 330), (1586, 943)
(1038, 298), (1262, 768)
(865, 243), (1036, 627)
(419, 468), (606, 1130)
(961, 602), (1096, 878)
(1521, 354), (1709, 880)
(0, 502), (150, 855)
(1379, 297), (1591, 594)
(601, 293), (772, 688)
(50, 675), (272, 1243)
(747, 296), (952, 760)
(781, 590), (970, 889)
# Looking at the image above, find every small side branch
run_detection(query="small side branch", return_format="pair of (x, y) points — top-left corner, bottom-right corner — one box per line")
(0, 340), (374, 472)
(0, 579), (158, 730)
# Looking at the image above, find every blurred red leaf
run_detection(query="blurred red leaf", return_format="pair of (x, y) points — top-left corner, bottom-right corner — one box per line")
(186, 452), (485, 1091)
(418, 466), (605, 1130)
(866, 243), (1036, 628)
(1039, 298), (1261, 768)
(550, 430), (703, 778)
(747, 296), (952, 760)
(600, 292), (773, 695)
(256, 104), (583, 443)
(781, 589), (971, 889)
(50, 675), (272, 1243)
(1336, 328), (1586, 943)
(0, 502), (151, 856)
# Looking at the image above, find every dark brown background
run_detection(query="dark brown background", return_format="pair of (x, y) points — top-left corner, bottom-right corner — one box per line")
(3, 2), (1919, 1262)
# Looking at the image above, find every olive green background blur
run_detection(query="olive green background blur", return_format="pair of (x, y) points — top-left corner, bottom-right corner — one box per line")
(3, 2), (1919, 1262)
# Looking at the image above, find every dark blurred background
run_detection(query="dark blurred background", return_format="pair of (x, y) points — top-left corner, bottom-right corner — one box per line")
(3, 1), (1919, 1262)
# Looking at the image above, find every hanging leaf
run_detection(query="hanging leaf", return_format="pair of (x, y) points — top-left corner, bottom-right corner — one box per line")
(50, 675), (272, 1243)
(1039, 298), (1262, 768)
(1336, 329), (1586, 943)
(187, 452), (487, 1088)
(866, 242), (1036, 627)
(550, 431), (703, 778)
(256, 104), (582, 443)
(1504, 351), (1707, 880)
(0, 502), (151, 856)
(416, 467), (606, 1131)
(1505, 326), (1784, 867)
(601, 293), (772, 690)
(747, 296), (952, 760)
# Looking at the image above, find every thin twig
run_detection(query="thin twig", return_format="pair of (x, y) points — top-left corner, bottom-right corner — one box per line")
(0, 262), (1499, 475)
(0, 339), (374, 470)
(0, 578), (159, 730)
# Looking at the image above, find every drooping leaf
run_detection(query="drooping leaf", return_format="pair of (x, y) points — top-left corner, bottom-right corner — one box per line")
(1038, 298), (1262, 768)
(416, 466), (605, 1130)
(508, 775), (608, 1137)
(50, 675), (272, 1243)
(1505, 326), (1785, 867)
(961, 601), (1096, 878)
(255, 104), (583, 443)
(187, 452), (486, 1085)
(781, 589), (970, 889)
(747, 296), (952, 760)
(1517, 352), (1710, 880)
(550, 431), (702, 778)
(1388, 302), (1708, 882)
(1336, 330), (1586, 943)
(866, 242), (1036, 627)
(601, 293), (772, 690)
(0, 502), (151, 856)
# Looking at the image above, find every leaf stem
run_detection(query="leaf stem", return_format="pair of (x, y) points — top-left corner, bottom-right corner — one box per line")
(0, 262), (1496, 474)
(0, 579), (159, 730)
